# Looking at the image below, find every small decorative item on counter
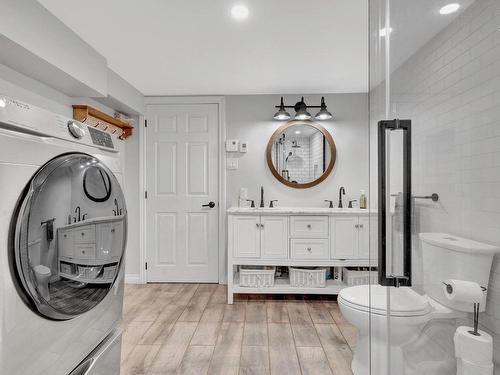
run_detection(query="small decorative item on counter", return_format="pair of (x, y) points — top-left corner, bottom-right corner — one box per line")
(359, 190), (367, 209)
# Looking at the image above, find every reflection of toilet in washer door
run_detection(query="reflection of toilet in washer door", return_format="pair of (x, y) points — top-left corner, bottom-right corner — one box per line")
(29, 222), (53, 301)
(33, 265), (52, 301)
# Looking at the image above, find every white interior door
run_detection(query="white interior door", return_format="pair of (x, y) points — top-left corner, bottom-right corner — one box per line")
(145, 103), (219, 282)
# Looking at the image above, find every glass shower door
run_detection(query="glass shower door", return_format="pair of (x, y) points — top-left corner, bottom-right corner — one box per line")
(369, 1), (499, 375)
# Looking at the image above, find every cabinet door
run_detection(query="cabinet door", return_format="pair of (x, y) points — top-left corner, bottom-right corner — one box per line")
(261, 216), (288, 259)
(331, 216), (358, 259)
(358, 216), (377, 261)
(97, 222), (125, 261)
(110, 222), (124, 259)
(232, 216), (260, 258)
(58, 229), (74, 258)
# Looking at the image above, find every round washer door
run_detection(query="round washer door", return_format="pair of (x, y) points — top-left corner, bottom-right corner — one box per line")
(11, 153), (127, 320)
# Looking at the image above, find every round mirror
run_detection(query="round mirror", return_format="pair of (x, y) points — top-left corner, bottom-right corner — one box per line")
(266, 121), (336, 188)
(83, 165), (112, 202)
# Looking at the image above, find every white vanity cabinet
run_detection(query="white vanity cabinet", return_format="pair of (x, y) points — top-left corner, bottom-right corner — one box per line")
(57, 216), (124, 284)
(227, 208), (378, 304)
(261, 216), (288, 259)
(231, 215), (288, 259)
(330, 216), (375, 260)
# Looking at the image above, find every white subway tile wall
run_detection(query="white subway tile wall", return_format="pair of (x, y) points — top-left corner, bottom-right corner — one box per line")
(310, 131), (324, 179)
(372, 0), (500, 367)
(286, 136), (311, 183)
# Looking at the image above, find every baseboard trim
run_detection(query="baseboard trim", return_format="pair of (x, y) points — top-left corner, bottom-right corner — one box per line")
(125, 274), (142, 284)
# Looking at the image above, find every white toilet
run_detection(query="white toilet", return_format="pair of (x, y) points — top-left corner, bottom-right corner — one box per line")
(338, 233), (499, 375)
(33, 265), (52, 301)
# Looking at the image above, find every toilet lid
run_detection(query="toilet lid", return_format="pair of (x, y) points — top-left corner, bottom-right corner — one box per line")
(339, 285), (431, 317)
(33, 265), (51, 275)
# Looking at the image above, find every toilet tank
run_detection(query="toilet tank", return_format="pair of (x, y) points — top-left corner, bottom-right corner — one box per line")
(420, 233), (499, 312)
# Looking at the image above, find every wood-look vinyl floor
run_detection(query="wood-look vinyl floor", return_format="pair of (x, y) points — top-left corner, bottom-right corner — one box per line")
(121, 283), (357, 375)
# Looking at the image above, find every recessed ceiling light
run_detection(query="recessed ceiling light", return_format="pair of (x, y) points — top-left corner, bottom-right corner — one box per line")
(440, 3), (460, 15)
(379, 27), (393, 37)
(295, 130), (301, 134)
(231, 4), (249, 21)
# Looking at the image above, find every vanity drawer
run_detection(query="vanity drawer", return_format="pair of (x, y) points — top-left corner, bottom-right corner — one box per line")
(290, 216), (329, 238)
(290, 238), (329, 259)
(74, 226), (96, 244)
(74, 244), (95, 259)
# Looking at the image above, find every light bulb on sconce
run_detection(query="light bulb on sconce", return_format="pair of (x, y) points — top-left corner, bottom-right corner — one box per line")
(314, 97), (333, 120)
(273, 97), (291, 121)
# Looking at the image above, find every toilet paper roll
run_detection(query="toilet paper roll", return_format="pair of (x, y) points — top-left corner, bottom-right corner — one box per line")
(454, 326), (493, 366)
(459, 359), (494, 375)
(443, 279), (483, 303)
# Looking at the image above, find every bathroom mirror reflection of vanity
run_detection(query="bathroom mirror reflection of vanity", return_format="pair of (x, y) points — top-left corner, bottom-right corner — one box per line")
(267, 120), (336, 188)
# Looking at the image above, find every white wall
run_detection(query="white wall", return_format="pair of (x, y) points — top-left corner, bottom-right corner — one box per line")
(370, 0), (500, 367)
(225, 93), (369, 208)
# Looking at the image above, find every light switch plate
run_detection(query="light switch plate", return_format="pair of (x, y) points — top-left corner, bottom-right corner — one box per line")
(226, 139), (239, 152)
(238, 141), (248, 153)
(227, 158), (239, 170)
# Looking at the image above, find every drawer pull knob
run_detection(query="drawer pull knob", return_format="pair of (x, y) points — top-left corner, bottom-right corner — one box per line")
(81, 232), (85, 236)
(111, 228), (115, 233)
(256, 223), (259, 228)
(307, 247), (312, 252)
(82, 250), (85, 254)
(307, 224), (312, 229)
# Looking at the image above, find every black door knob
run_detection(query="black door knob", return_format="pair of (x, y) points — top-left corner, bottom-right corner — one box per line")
(202, 201), (216, 208)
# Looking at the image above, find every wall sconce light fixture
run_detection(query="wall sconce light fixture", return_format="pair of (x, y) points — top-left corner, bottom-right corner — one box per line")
(274, 96), (333, 121)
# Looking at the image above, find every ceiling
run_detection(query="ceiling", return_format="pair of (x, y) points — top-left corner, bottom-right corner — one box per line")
(37, 0), (473, 96)
(37, 0), (369, 96)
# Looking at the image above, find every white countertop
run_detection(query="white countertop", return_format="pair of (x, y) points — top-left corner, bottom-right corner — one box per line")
(60, 215), (125, 229)
(227, 207), (376, 215)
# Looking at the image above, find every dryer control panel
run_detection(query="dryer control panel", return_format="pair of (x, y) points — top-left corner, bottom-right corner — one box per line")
(88, 126), (114, 148)
(0, 95), (117, 152)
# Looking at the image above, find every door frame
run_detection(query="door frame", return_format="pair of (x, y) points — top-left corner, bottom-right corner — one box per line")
(139, 96), (227, 284)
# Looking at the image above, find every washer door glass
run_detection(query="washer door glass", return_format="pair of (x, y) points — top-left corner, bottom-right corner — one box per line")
(12, 153), (127, 320)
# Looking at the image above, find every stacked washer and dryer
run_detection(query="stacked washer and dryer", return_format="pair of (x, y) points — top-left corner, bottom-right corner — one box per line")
(0, 96), (127, 374)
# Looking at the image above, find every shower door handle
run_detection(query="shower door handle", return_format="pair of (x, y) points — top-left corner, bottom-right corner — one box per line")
(378, 119), (412, 287)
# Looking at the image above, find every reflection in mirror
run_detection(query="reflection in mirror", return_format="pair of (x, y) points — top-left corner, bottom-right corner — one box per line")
(12, 153), (127, 320)
(83, 165), (112, 202)
(267, 121), (336, 188)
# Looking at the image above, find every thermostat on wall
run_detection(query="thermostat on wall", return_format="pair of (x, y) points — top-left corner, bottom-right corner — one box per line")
(226, 139), (239, 152)
(239, 141), (248, 153)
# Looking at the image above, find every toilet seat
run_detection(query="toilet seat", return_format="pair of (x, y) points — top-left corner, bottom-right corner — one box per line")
(33, 265), (51, 276)
(338, 285), (431, 317)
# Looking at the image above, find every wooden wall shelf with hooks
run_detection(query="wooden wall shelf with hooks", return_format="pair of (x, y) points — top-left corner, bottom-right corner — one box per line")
(72, 105), (134, 139)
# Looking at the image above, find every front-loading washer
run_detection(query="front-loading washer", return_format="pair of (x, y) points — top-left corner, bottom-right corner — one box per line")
(0, 96), (127, 374)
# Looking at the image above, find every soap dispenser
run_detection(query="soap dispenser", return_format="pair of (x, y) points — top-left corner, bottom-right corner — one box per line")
(359, 190), (367, 209)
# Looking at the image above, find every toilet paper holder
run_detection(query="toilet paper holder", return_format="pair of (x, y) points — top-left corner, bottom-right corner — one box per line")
(442, 282), (486, 337)
(442, 281), (487, 294)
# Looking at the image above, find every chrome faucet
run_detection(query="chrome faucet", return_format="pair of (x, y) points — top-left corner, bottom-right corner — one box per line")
(259, 186), (265, 208)
(338, 187), (346, 208)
